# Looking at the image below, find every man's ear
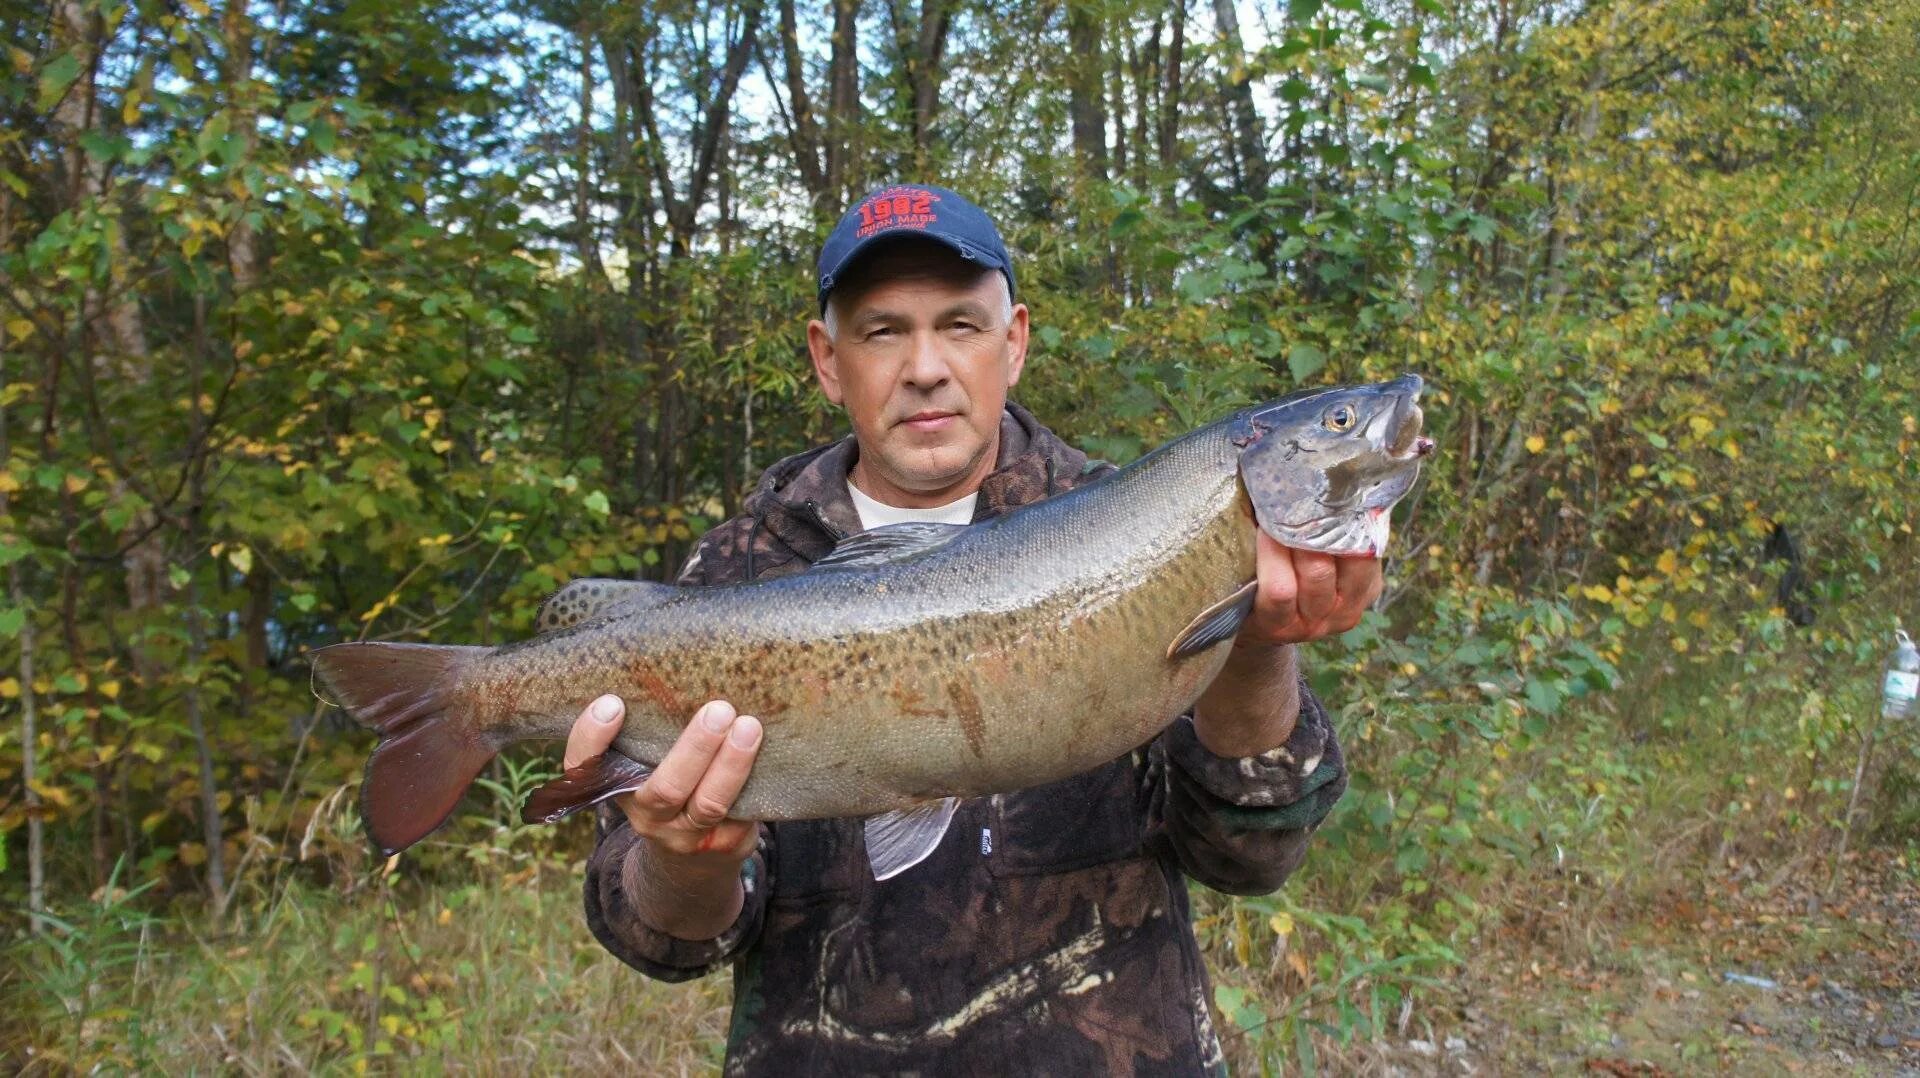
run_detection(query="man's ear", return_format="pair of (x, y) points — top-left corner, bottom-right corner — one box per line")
(1004, 303), (1030, 389)
(807, 318), (844, 406)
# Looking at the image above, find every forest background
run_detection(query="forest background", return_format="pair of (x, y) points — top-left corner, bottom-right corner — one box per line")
(3, 0), (1918, 1071)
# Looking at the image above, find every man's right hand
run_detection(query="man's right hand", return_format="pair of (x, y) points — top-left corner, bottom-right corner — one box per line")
(567, 695), (763, 938)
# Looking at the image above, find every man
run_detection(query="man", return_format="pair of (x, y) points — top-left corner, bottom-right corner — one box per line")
(567, 184), (1379, 1075)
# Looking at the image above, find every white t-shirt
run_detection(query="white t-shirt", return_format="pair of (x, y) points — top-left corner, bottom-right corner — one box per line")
(847, 480), (978, 530)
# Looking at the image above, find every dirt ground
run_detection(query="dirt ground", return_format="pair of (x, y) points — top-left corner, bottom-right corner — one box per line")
(1352, 850), (1920, 1076)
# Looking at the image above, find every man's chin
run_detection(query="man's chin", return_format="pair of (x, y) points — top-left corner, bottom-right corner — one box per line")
(875, 439), (990, 496)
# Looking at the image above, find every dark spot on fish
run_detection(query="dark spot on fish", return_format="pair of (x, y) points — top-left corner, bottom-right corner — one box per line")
(948, 678), (986, 760)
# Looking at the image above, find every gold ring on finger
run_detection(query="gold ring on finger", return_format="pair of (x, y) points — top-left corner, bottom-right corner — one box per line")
(680, 809), (717, 831)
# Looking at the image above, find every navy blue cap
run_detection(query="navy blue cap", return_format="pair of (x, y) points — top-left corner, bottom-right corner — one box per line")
(816, 184), (1014, 311)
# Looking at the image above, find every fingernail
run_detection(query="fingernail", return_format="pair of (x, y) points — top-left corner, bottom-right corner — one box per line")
(729, 716), (761, 749)
(699, 701), (735, 733)
(593, 695), (622, 723)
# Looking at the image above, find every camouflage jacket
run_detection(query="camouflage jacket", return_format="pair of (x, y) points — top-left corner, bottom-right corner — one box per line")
(583, 402), (1348, 1076)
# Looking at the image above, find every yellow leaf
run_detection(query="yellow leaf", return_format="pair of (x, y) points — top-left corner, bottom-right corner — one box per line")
(0, 472), (17, 493)
(179, 842), (208, 866)
(227, 545), (253, 575)
(1903, 415), (1916, 435)
(438, 907), (453, 926)
(1582, 584), (1614, 603)
(1688, 416), (1715, 438)
(1268, 911), (1294, 938)
(1656, 550), (1679, 575)
(1599, 398), (1621, 416)
(5, 318), (33, 341)
(1525, 435), (1546, 454)
(0, 677), (17, 698)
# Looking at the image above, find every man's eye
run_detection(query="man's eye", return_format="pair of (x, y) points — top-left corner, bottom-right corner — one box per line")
(865, 326), (896, 340)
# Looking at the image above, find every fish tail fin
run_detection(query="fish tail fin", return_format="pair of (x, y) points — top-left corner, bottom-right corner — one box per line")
(310, 642), (495, 857)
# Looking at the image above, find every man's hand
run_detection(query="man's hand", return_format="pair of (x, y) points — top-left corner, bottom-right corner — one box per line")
(1237, 529), (1384, 646)
(1192, 531), (1384, 757)
(568, 695), (763, 939)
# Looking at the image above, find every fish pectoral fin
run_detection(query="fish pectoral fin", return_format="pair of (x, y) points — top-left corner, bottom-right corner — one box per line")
(811, 522), (967, 570)
(535, 578), (682, 633)
(522, 750), (654, 824)
(863, 797), (960, 881)
(1167, 580), (1259, 660)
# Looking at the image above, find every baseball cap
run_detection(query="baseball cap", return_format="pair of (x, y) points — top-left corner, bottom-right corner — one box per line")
(816, 183), (1015, 311)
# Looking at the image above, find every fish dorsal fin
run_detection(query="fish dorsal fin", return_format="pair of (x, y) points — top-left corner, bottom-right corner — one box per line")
(812, 522), (967, 571)
(1167, 581), (1258, 660)
(863, 797), (960, 880)
(536, 578), (680, 633)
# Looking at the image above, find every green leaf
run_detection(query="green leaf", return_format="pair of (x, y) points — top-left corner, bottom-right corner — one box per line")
(583, 490), (610, 515)
(1288, 343), (1328, 381)
(290, 593), (318, 613)
(38, 52), (81, 111)
(0, 606), (22, 638)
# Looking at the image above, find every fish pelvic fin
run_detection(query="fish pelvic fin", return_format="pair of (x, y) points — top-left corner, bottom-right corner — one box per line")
(522, 751), (654, 824)
(864, 797), (960, 881)
(1167, 580), (1258, 660)
(310, 642), (495, 857)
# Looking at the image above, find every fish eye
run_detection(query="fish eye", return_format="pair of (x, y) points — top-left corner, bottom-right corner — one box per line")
(1324, 405), (1357, 432)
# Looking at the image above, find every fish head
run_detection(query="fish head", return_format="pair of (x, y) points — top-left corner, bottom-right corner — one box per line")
(1232, 373), (1435, 557)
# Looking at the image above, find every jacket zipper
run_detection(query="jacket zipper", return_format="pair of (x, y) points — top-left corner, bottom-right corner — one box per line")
(802, 500), (846, 543)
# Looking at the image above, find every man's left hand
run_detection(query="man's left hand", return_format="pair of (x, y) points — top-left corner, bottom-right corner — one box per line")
(1237, 529), (1384, 646)
(1191, 530), (1383, 757)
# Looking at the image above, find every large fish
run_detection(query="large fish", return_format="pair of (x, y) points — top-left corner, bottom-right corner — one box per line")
(311, 375), (1434, 878)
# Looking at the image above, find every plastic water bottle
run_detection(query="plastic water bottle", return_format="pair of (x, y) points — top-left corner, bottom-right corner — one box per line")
(1885, 628), (1920, 720)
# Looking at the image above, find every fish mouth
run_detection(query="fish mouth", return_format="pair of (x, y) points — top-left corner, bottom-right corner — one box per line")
(1380, 377), (1435, 461)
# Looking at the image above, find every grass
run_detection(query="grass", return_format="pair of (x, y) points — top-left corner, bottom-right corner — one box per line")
(6, 613), (1917, 1074)
(5, 865), (732, 1073)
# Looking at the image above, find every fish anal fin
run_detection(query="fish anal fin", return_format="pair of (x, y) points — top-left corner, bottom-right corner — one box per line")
(812, 523), (967, 571)
(536, 578), (681, 633)
(863, 797), (959, 881)
(522, 751), (655, 824)
(1167, 581), (1259, 660)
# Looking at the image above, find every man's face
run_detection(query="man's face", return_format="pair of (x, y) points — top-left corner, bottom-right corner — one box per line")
(807, 243), (1028, 506)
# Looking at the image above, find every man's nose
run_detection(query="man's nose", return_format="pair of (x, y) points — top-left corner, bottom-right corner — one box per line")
(902, 330), (950, 388)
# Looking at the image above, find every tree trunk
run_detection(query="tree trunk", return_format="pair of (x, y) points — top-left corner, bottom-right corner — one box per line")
(0, 219), (44, 930)
(1211, 0), (1268, 201)
(826, 0), (862, 204)
(774, 0), (828, 199)
(221, 0), (261, 292)
(187, 295), (228, 919)
(1159, 0), (1186, 207)
(1066, 1), (1109, 181)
